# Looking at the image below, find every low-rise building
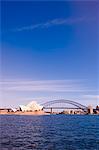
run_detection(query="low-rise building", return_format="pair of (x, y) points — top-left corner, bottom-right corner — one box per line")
(0, 108), (12, 113)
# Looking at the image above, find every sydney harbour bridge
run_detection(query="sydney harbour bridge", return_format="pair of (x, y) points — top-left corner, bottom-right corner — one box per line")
(41, 99), (88, 113)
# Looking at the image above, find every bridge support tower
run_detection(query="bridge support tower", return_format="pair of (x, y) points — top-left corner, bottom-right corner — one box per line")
(50, 107), (52, 114)
(88, 105), (93, 114)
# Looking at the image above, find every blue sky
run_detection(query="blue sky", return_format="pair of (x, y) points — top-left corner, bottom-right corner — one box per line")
(1, 1), (99, 108)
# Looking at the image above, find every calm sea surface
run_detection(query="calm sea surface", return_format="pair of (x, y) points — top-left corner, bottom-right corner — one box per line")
(0, 115), (99, 150)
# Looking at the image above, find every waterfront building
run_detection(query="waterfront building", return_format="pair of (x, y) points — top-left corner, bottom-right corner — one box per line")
(0, 108), (12, 113)
(19, 101), (43, 112)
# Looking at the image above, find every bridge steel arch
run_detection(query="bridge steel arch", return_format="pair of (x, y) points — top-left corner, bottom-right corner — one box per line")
(42, 99), (87, 111)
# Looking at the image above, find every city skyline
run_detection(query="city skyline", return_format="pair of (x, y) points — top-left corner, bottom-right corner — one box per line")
(1, 1), (98, 107)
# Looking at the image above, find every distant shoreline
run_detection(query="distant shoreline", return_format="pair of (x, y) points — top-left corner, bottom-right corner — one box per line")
(0, 111), (49, 115)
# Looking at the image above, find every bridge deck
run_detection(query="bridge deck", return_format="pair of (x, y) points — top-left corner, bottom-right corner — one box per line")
(43, 107), (82, 109)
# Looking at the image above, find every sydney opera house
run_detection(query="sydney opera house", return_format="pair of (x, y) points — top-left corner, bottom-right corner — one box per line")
(0, 101), (45, 115)
(19, 101), (43, 112)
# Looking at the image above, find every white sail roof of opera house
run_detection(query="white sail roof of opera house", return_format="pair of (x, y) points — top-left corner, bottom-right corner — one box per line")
(19, 101), (43, 112)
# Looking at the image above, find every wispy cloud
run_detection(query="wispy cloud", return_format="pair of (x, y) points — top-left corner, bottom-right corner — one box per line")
(83, 95), (99, 99)
(12, 17), (86, 32)
(0, 79), (87, 92)
(82, 95), (99, 105)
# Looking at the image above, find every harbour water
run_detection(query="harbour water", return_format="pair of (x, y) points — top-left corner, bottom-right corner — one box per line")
(0, 115), (99, 150)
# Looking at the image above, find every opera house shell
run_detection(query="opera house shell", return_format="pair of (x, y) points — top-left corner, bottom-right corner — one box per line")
(19, 101), (43, 112)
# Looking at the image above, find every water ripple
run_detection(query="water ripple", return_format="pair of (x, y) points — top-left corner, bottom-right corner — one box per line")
(0, 115), (99, 150)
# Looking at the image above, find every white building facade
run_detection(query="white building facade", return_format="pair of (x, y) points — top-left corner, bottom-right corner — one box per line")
(19, 101), (43, 112)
